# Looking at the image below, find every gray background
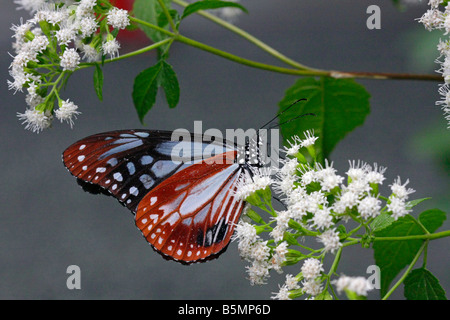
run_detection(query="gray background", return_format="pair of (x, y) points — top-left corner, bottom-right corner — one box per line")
(1, 0), (448, 299)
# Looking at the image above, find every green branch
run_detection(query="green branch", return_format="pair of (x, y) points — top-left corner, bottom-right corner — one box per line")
(381, 242), (427, 300)
(124, 13), (442, 81)
(373, 230), (450, 242)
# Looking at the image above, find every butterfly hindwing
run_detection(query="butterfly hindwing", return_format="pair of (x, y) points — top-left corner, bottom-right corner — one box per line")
(135, 151), (245, 263)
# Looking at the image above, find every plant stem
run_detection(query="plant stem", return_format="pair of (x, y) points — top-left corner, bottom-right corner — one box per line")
(78, 38), (173, 69)
(381, 242), (426, 300)
(174, 34), (329, 76)
(157, 0), (178, 33)
(172, 0), (312, 70)
(129, 16), (175, 37)
(126, 15), (442, 81)
(373, 230), (450, 242)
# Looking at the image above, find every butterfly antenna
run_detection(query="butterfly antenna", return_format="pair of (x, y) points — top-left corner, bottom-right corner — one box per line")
(267, 112), (316, 130)
(260, 98), (307, 130)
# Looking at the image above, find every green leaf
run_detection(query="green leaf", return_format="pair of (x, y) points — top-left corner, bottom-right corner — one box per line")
(404, 268), (447, 300)
(158, 9), (180, 30)
(93, 64), (104, 101)
(133, 0), (172, 43)
(159, 60), (180, 109)
(373, 209), (447, 297)
(278, 77), (370, 162)
(133, 62), (163, 123)
(132, 60), (180, 122)
(245, 209), (265, 224)
(181, 0), (249, 19)
(408, 197), (432, 209)
(371, 212), (395, 232)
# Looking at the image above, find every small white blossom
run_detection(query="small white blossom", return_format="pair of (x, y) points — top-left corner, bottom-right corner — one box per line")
(317, 228), (342, 253)
(357, 195), (382, 220)
(17, 108), (53, 133)
(78, 15), (98, 38)
(55, 99), (81, 128)
(418, 9), (444, 31)
(300, 129), (318, 148)
(252, 167), (272, 190)
(284, 274), (300, 290)
(271, 241), (289, 272)
(271, 284), (291, 300)
(387, 197), (412, 220)
(278, 157), (299, 177)
(315, 160), (344, 192)
(250, 241), (271, 262)
(309, 207), (334, 230)
(270, 211), (290, 242)
(302, 279), (323, 297)
(246, 260), (271, 285)
(283, 135), (301, 156)
(14, 0), (46, 13)
(232, 220), (259, 260)
(60, 48), (80, 71)
(102, 38), (120, 59)
(55, 23), (77, 46)
(333, 275), (373, 297)
(80, 43), (101, 62)
(365, 163), (387, 185)
(301, 258), (324, 280)
(107, 7), (130, 30)
(347, 160), (369, 181)
(390, 176), (416, 200)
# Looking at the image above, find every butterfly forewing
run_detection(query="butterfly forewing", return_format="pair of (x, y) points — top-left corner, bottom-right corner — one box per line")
(63, 130), (233, 212)
(135, 151), (245, 263)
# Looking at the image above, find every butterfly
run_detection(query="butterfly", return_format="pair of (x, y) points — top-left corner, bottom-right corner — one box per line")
(62, 129), (263, 264)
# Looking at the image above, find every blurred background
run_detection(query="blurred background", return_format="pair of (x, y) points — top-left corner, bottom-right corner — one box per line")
(0, 0), (448, 299)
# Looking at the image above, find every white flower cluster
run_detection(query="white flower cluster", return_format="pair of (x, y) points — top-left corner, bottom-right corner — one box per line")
(232, 220), (289, 285)
(234, 130), (417, 299)
(418, 0), (450, 127)
(9, 0), (130, 133)
(332, 275), (373, 297)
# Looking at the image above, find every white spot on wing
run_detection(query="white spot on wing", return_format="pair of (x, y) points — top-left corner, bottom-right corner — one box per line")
(107, 158), (118, 166)
(129, 186), (138, 196)
(78, 155), (85, 162)
(127, 162), (135, 175)
(150, 196), (157, 205)
(139, 174), (154, 190)
(135, 132), (149, 138)
(140, 155), (153, 165)
(79, 144), (86, 150)
(96, 167), (106, 173)
(113, 172), (123, 181)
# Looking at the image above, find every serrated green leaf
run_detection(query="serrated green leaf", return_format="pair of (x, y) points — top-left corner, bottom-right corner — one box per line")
(159, 61), (180, 109)
(278, 77), (370, 162)
(132, 60), (180, 122)
(93, 64), (104, 101)
(132, 62), (163, 123)
(181, 0), (248, 20)
(408, 197), (431, 208)
(371, 212), (395, 232)
(404, 268), (447, 300)
(133, 0), (172, 43)
(373, 209), (447, 297)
